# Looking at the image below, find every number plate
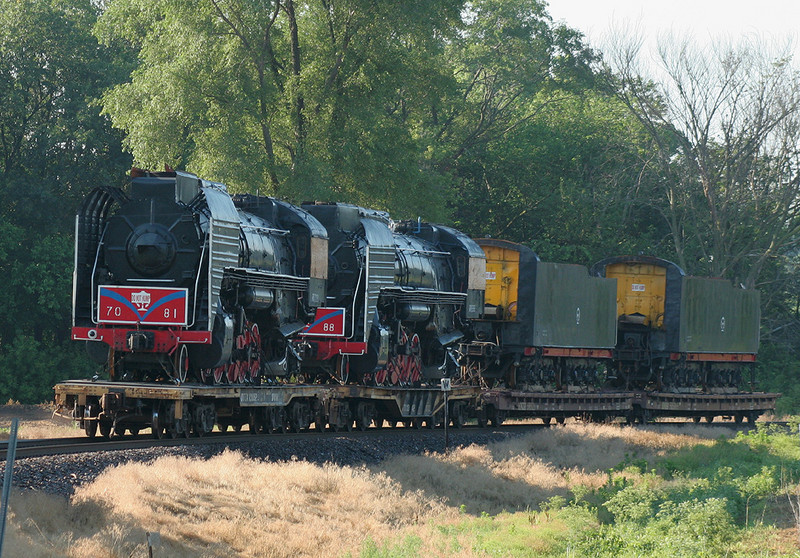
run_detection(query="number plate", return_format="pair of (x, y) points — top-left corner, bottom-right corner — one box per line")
(301, 307), (345, 337)
(98, 286), (189, 326)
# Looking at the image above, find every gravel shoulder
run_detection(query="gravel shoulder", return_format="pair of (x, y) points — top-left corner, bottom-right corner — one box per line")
(5, 430), (518, 498)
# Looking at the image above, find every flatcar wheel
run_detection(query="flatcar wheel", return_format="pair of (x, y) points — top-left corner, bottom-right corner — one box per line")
(555, 416), (565, 425)
(98, 420), (112, 439)
(128, 427), (141, 437)
(487, 407), (504, 427)
(451, 402), (465, 429)
(162, 405), (179, 438)
(355, 402), (373, 432)
(163, 403), (179, 439)
(693, 416), (702, 424)
(542, 416), (553, 425)
(476, 408), (488, 428)
(314, 407), (326, 433)
(83, 404), (98, 438)
(411, 418), (422, 430)
(705, 415), (714, 423)
(84, 419), (97, 438)
(248, 410), (261, 434)
(373, 417), (384, 430)
(151, 407), (164, 439)
(279, 409), (289, 434)
(734, 413), (744, 424)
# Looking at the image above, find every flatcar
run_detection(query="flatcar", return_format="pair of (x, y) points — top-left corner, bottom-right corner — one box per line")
(58, 170), (776, 438)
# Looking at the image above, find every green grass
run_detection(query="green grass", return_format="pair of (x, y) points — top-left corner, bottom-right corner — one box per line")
(353, 423), (800, 557)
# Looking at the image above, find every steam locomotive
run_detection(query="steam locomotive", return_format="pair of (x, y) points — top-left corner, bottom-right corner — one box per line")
(71, 170), (760, 395)
(72, 169), (327, 384)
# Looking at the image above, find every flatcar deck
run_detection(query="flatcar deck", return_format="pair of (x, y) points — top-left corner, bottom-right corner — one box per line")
(53, 379), (780, 438)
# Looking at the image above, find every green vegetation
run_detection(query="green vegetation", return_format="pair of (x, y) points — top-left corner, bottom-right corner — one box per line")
(358, 425), (800, 557)
(2, 0), (800, 404)
(3, 423), (797, 555)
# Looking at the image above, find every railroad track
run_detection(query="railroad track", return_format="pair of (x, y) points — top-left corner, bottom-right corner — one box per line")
(0, 418), (771, 461)
(0, 423), (551, 460)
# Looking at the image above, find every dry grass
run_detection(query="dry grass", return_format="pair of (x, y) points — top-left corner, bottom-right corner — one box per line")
(0, 403), (84, 440)
(378, 423), (719, 515)
(0, 423), (722, 557)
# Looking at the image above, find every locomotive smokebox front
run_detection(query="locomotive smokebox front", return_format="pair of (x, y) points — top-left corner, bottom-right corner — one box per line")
(103, 177), (202, 285)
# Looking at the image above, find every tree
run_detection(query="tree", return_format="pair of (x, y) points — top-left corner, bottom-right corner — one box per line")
(607, 34), (800, 287)
(0, 0), (131, 402)
(96, 0), (463, 216)
(450, 89), (664, 264)
(95, 0), (597, 220)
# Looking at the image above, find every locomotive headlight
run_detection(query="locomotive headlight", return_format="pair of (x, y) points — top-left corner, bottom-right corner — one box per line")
(126, 223), (178, 276)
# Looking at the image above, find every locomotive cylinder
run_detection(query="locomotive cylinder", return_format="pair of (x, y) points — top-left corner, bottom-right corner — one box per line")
(240, 287), (275, 309)
(397, 303), (432, 322)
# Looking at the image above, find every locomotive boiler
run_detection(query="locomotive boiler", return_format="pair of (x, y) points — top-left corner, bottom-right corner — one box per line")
(72, 169), (328, 384)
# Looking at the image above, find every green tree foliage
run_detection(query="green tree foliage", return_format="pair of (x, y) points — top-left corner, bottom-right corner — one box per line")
(0, 0), (130, 402)
(95, 0), (597, 220)
(451, 90), (665, 264)
(96, 0), (463, 216)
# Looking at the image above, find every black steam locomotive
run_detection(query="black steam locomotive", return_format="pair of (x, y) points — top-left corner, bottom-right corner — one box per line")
(72, 169), (327, 383)
(293, 203), (486, 385)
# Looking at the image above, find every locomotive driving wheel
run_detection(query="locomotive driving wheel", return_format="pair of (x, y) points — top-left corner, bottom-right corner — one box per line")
(407, 334), (421, 384)
(248, 323), (262, 385)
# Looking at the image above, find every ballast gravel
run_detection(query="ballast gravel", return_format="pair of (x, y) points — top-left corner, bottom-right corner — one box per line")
(4, 430), (519, 498)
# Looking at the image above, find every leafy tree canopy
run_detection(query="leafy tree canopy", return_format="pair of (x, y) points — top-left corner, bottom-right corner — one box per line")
(96, 0), (597, 219)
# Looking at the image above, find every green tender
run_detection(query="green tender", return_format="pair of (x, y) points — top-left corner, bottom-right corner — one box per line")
(678, 277), (760, 354)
